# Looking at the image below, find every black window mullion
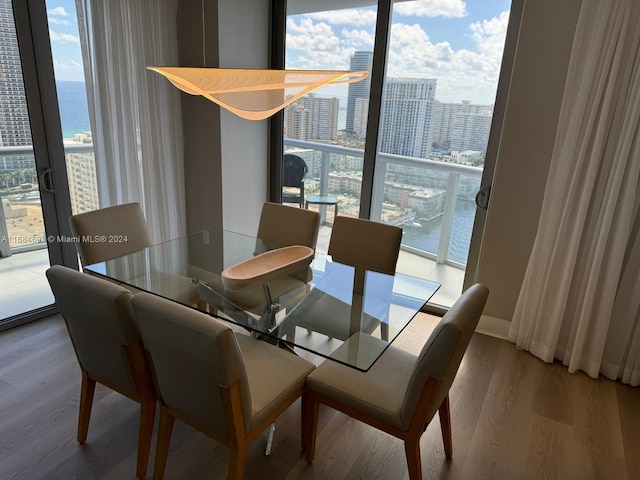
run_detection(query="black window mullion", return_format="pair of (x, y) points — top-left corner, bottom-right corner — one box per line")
(358, 0), (392, 221)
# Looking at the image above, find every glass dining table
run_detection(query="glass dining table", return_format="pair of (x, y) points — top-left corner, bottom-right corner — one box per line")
(84, 227), (440, 372)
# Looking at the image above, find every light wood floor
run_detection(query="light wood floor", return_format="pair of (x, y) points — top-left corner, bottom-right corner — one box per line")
(1, 313), (639, 480)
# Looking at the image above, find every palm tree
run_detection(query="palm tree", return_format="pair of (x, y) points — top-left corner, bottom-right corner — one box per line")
(0, 172), (11, 191)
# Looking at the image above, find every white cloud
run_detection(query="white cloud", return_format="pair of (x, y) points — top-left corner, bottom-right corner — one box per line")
(286, 8), (510, 103)
(48, 6), (70, 16)
(341, 28), (375, 48)
(286, 17), (350, 69)
(48, 17), (71, 26)
(307, 9), (377, 26)
(469, 10), (510, 60)
(49, 30), (80, 43)
(385, 10), (509, 103)
(394, 0), (467, 18)
(53, 59), (84, 81)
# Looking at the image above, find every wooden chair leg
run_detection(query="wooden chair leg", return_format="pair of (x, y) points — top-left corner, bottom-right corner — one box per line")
(136, 399), (156, 479)
(227, 443), (248, 480)
(77, 370), (96, 444)
(301, 393), (308, 452)
(303, 392), (319, 464)
(153, 406), (174, 480)
(438, 395), (453, 458)
(404, 434), (423, 480)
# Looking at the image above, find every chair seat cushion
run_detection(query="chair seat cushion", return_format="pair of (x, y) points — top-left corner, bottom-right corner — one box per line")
(306, 334), (416, 431)
(234, 333), (315, 433)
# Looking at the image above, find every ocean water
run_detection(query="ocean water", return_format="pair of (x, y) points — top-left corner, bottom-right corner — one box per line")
(57, 81), (91, 139)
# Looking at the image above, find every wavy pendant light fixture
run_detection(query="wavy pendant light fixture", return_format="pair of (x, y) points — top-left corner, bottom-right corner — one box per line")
(147, 67), (368, 120)
(147, 0), (367, 120)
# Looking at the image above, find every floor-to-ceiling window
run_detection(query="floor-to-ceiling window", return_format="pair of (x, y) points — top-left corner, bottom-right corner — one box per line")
(281, 0), (514, 307)
(45, 0), (99, 216)
(284, 2), (378, 224)
(0, 0), (77, 330)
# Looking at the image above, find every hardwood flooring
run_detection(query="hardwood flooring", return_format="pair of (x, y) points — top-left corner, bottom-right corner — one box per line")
(0, 313), (638, 479)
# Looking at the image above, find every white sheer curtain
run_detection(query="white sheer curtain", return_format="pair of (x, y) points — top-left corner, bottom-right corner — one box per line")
(76, 0), (186, 242)
(508, 0), (640, 386)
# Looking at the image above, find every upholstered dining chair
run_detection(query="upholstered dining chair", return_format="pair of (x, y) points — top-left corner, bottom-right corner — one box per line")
(302, 283), (489, 480)
(70, 202), (198, 305)
(46, 265), (156, 479)
(206, 202), (320, 315)
(327, 215), (403, 276)
(255, 201), (320, 254)
(131, 292), (315, 480)
(69, 202), (152, 266)
(293, 215), (403, 340)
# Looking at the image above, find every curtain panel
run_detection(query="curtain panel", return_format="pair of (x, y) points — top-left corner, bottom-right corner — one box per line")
(76, 0), (186, 242)
(509, 0), (640, 386)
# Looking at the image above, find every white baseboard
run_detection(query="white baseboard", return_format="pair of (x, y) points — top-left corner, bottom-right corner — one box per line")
(475, 314), (510, 340)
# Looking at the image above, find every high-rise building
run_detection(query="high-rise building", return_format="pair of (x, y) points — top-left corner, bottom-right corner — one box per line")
(450, 109), (493, 154)
(65, 149), (100, 214)
(0, 0), (33, 167)
(379, 78), (437, 159)
(346, 51), (373, 133)
(431, 100), (493, 154)
(284, 94), (338, 142)
(302, 95), (338, 141)
(284, 103), (310, 140)
(353, 97), (369, 138)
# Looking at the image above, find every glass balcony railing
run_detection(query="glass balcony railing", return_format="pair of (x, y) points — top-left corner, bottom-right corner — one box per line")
(284, 138), (483, 269)
(0, 143), (97, 256)
(3, 139), (480, 272)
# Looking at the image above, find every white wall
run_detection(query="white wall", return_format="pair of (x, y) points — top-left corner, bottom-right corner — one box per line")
(218, 0), (270, 235)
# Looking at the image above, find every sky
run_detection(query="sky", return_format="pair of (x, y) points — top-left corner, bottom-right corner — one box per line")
(45, 0), (83, 82)
(45, 0), (511, 105)
(286, 0), (511, 105)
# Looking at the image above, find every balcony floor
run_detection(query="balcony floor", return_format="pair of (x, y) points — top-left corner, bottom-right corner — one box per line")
(0, 247), (53, 320)
(316, 224), (463, 307)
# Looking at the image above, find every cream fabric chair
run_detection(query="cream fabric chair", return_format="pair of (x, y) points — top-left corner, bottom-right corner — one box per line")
(131, 292), (316, 480)
(70, 202), (198, 305)
(69, 202), (152, 265)
(255, 201), (320, 253)
(46, 265), (156, 479)
(294, 216), (403, 340)
(327, 215), (402, 275)
(206, 202), (320, 315)
(303, 283), (489, 480)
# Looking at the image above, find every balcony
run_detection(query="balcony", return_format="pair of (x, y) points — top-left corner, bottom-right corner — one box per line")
(0, 138), (473, 322)
(285, 138), (482, 307)
(0, 142), (95, 322)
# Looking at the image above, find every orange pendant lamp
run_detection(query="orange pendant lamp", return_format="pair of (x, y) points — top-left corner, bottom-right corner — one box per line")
(147, 67), (368, 120)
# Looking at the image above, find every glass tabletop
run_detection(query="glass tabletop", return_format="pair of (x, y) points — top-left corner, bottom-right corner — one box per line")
(85, 228), (440, 371)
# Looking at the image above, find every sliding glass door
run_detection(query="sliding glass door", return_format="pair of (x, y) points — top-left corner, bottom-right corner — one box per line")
(281, 0), (514, 307)
(0, 0), (77, 330)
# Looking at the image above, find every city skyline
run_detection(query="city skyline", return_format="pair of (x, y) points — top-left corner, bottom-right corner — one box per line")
(286, 0), (510, 105)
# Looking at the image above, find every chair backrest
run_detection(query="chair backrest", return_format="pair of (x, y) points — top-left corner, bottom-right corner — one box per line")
(46, 265), (140, 395)
(283, 154), (308, 187)
(256, 202), (320, 253)
(131, 292), (249, 440)
(400, 283), (489, 428)
(328, 216), (403, 275)
(70, 202), (152, 266)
